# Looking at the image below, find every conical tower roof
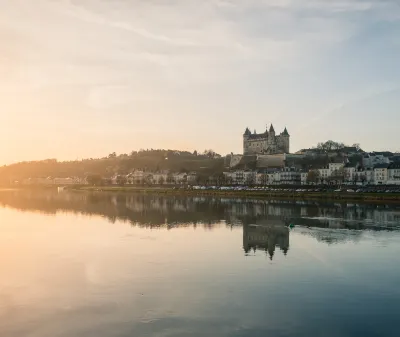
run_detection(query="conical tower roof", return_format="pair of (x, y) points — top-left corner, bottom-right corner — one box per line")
(282, 127), (289, 136)
(269, 124), (275, 133)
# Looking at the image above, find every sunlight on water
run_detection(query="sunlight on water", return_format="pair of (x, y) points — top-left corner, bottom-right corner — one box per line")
(0, 190), (399, 337)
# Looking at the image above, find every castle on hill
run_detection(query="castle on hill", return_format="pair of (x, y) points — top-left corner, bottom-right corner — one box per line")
(243, 124), (290, 155)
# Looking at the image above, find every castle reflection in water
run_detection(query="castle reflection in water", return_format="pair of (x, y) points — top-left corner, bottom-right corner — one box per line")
(243, 224), (289, 259)
(1, 190), (400, 260)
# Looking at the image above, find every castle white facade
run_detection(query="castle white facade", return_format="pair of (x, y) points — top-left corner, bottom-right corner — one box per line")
(243, 124), (290, 155)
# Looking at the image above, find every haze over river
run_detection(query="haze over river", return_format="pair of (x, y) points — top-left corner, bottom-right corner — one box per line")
(0, 189), (399, 337)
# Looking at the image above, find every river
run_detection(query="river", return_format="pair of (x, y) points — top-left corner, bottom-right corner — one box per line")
(0, 189), (399, 337)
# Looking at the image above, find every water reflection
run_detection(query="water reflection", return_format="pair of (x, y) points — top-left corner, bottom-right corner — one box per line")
(1, 190), (400, 337)
(243, 224), (289, 259)
(1, 190), (399, 229)
(0, 190), (399, 252)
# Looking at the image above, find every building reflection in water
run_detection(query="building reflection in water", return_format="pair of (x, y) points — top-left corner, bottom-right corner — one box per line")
(243, 224), (289, 260)
(0, 189), (399, 253)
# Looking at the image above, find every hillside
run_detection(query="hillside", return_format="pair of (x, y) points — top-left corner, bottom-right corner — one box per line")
(0, 150), (226, 184)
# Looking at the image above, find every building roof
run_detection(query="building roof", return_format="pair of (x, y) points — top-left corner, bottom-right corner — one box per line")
(371, 151), (393, 157)
(243, 127), (251, 136)
(341, 146), (361, 153)
(235, 155), (257, 170)
(282, 127), (289, 136)
(329, 159), (345, 164)
(374, 163), (390, 169)
(256, 154), (285, 169)
(388, 163), (400, 169)
(248, 133), (266, 139)
(269, 124), (275, 133)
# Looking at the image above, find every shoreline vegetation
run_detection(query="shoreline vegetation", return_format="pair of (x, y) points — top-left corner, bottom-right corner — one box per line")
(57, 185), (400, 204)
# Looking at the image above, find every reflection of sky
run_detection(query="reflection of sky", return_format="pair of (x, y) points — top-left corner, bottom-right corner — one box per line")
(1, 207), (400, 336)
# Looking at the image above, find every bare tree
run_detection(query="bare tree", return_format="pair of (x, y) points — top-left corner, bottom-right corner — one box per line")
(330, 168), (345, 185)
(307, 170), (320, 185)
(225, 175), (233, 186)
(317, 140), (346, 152)
(260, 174), (267, 186)
(245, 174), (255, 186)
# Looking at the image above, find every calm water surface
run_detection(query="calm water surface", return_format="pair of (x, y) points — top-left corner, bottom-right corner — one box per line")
(1, 190), (400, 337)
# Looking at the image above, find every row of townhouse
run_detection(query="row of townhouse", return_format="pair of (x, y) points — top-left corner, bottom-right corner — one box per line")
(223, 162), (400, 186)
(111, 170), (197, 185)
(224, 167), (302, 185)
(375, 163), (400, 185)
(21, 177), (86, 185)
(310, 162), (400, 185)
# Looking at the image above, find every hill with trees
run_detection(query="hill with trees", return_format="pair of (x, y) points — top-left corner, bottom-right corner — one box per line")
(0, 149), (225, 185)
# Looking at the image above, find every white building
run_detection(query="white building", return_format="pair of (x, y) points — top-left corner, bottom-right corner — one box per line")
(223, 170), (245, 185)
(22, 177), (53, 185)
(363, 168), (375, 184)
(300, 172), (308, 185)
(173, 173), (188, 184)
(152, 173), (169, 185)
(243, 171), (256, 185)
(224, 170), (278, 185)
(329, 163), (345, 174)
(374, 164), (389, 185)
(363, 152), (390, 168)
(53, 177), (81, 185)
(126, 171), (146, 184)
(344, 164), (358, 183)
(318, 162), (345, 182)
(318, 167), (330, 181)
(278, 167), (301, 185)
(267, 172), (276, 185)
(187, 173), (198, 185)
(22, 177), (83, 185)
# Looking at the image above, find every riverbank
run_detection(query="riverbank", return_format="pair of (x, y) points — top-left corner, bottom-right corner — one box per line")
(69, 186), (400, 204)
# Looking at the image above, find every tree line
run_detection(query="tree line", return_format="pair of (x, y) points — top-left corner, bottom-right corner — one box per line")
(0, 149), (225, 185)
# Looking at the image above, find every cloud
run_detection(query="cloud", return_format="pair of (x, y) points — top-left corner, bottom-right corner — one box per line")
(1, 0), (400, 162)
(2, 0), (398, 86)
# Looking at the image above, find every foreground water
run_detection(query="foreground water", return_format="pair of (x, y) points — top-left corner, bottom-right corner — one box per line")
(0, 190), (400, 337)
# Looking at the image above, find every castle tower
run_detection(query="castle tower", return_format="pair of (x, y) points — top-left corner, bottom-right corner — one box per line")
(281, 127), (290, 153)
(269, 124), (275, 142)
(243, 127), (251, 154)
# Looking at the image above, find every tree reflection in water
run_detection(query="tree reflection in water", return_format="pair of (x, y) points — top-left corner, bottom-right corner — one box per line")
(1, 189), (399, 259)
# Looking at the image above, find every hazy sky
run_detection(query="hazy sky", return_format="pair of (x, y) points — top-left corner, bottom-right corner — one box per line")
(1, 0), (399, 164)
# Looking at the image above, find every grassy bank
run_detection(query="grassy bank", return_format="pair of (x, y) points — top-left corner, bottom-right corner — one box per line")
(70, 186), (400, 204)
